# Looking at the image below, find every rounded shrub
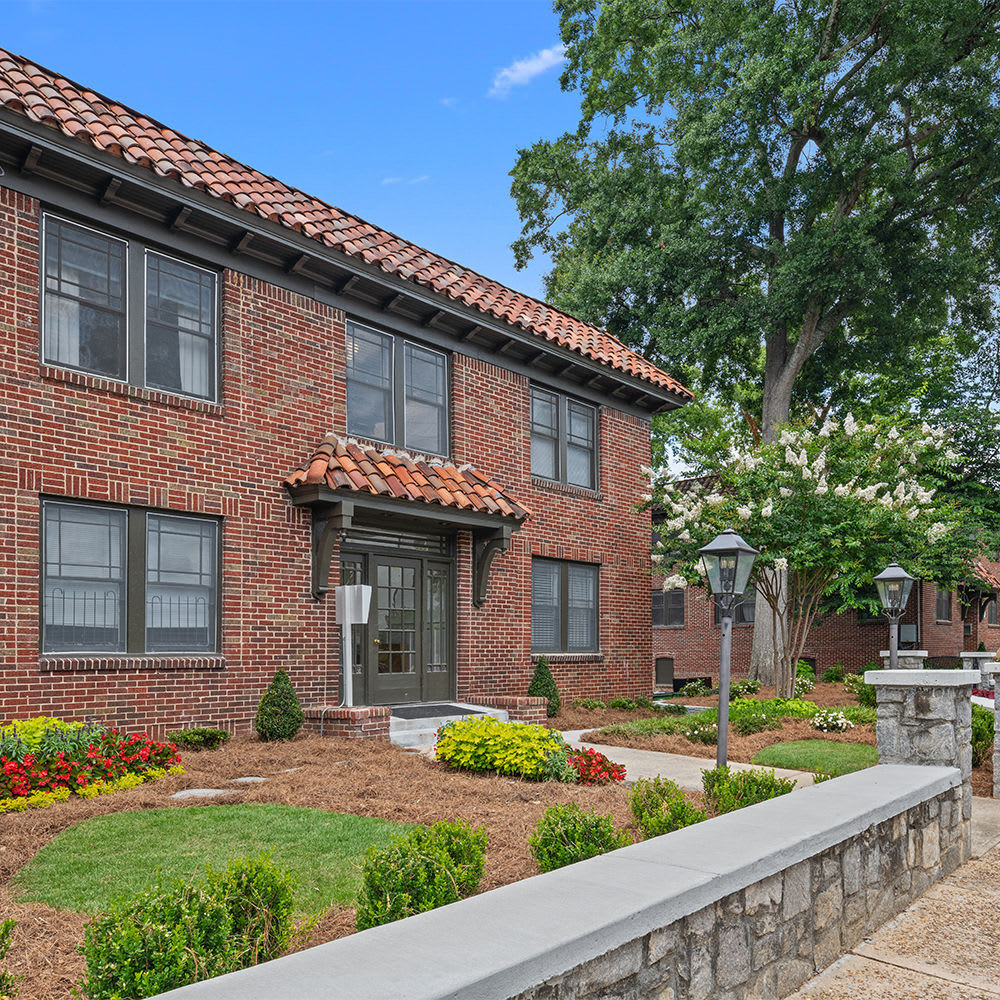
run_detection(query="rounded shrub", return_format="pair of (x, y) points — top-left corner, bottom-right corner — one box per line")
(528, 802), (631, 873)
(971, 703), (994, 768)
(435, 715), (568, 779)
(254, 670), (304, 742)
(355, 819), (487, 930)
(167, 727), (231, 751)
(79, 854), (296, 999)
(527, 656), (561, 717)
(702, 765), (796, 815)
(629, 776), (705, 839)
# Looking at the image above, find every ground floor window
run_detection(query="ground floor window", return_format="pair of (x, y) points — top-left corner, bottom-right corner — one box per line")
(653, 587), (684, 627)
(42, 499), (219, 654)
(531, 558), (599, 653)
(988, 595), (999, 626)
(936, 587), (952, 622)
(713, 586), (756, 625)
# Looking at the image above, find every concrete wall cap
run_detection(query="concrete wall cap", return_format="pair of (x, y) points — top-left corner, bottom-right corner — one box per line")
(960, 651), (996, 660)
(150, 764), (959, 1000)
(878, 650), (928, 657)
(866, 669), (980, 686)
(984, 663), (1000, 675)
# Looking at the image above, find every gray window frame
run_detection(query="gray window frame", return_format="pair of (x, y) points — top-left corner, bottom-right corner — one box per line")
(987, 595), (998, 626)
(714, 587), (756, 626)
(530, 386), (598, 490)
(345, 320), (450, 457)
(41, 213), (220, 403)
(935, 586), (952, 622)
(653, 587), (685, 628)
(40, 498), (221, 655)
(531, 557), (600, 653)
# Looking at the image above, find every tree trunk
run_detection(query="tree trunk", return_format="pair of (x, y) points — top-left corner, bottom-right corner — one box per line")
(749, 569), (785, 685)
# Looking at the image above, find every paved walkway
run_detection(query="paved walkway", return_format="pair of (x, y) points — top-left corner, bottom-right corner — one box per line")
(560, 729), (815, 789)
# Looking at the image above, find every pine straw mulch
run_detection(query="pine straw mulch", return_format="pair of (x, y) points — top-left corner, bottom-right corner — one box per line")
(2, 733), (637, 1000)
(675, 681), (868, 709)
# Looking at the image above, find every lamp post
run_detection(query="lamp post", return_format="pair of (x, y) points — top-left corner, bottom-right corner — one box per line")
(699, 529), (759, 767)
(874, 562), (915, 670)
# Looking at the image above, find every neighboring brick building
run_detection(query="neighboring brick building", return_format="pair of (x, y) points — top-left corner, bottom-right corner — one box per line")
(652, 555), (1000, 686)
(0, 50), (692, 735)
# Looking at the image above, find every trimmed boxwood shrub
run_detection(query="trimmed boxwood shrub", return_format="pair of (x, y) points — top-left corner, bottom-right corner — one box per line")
(435, 715), (568, 779)
(629, 776), (705, 839)
(528, 802), (631, 872)
(0, 919), (20, 1000)
(79, 854), (296, 999)
(355, 820), (487, 930)
(702, 765), (796, 815)
(972, 704), (994, 768)
(167, 728), (231, 751)
(528, 656), (561, 717)
(254, 670), (304, 742)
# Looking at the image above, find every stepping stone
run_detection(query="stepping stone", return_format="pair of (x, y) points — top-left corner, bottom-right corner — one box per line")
(170, 788), (237, 799)
(231, 776), (267, 783)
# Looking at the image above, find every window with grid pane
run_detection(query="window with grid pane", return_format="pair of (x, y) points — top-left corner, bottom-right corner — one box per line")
(531, 558), (599, 653)
(405, 342), (447, 454)
(145, 252), (216, 400)
(347, 324), (394, 442)
(43, 217), (126, 379)
(988, 596), (998, 626)
(935, 587), (952, 622)
(42, 500), (219, 655)
(530, 387), (598, 489)
(714, 586), (756, 625)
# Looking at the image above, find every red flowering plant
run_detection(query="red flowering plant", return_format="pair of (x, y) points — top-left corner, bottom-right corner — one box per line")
(0, 719), (180, 799)
(568, 747), (626, 786)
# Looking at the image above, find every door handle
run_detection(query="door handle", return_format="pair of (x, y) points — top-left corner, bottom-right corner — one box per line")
(373, 638), (381, 645)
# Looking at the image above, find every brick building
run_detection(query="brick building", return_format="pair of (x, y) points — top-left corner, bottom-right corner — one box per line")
(652, 551), (1000, 686)
(0, 50), (692, 736)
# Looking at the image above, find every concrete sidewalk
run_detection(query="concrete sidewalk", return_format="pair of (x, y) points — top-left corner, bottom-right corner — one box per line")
(560, 729), (815, 789)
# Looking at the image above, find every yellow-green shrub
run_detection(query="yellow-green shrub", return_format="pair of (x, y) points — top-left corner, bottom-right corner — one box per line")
(0, 764), (183, 812)
(1, 716), (85, 751)
(435, 716), (566, 779)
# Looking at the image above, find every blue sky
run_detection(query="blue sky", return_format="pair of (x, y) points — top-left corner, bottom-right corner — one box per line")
(5, 0), (580, 300)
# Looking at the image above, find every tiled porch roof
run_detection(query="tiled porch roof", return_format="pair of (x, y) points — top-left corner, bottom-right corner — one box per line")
(975, 563), (1000, 591)
(285, 437), (530, 521)
(0, 48), (691, 401)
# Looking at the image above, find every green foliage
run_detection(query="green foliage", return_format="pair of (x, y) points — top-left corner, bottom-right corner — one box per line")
(435, 716), (568, 780)
(79, 854), (296, 999)
(796, 661), (816, 679)
(0, 920), (20, 1000)
(355, 820), (487, 929)
(702, 766), (797, 815)
(254, 670), (304, 742)
(629, 777), (706, 839)
(793, 675), (816, 698)
(539, 743), (577, 784)
(678, 679), (710, 697)
(734, 697), (817, 719)
(971, 704), (995, 768)
(0, 717), (107, 764)
(752, 740), (878, 776)
(528, 803), (631, 873)
(730, 678), (761, 700)
(527, 656), (561, 717)
(821, 664), (847, 684)
(844, 667), (879, 708)
(511, 0), (1000, 444)
(589, 714), (695, 741)
(167, 727), (231, 751)
(572, 698), (607, 710)
(684, 717), (719, 745)
(839, 705), (877, 727)
(731, 706), (782, 736)
(978, 641), (988, 653)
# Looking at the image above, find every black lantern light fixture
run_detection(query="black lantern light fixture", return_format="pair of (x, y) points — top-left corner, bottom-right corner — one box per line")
(699, 529), (759, 767)
(874, 562), (915, 670)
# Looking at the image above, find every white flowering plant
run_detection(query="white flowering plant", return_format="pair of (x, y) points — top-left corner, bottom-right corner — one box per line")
(811, 710), (855, 733)
(649, 414), (981, 696)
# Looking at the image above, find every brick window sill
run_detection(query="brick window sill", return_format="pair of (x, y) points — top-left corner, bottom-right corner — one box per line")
(531, 652), (605, 664)
(653, 624), (686, 630)
(39, 655), (226, 673)
(531, 477), (604, 502)
(40, 365), (225, 417)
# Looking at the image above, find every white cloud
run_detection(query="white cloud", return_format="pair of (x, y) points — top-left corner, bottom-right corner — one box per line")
(407, 175), (429, 185)
(488, 44), (566, 98)
(381, 177), (404, 185)
(440, 97), (458, 108)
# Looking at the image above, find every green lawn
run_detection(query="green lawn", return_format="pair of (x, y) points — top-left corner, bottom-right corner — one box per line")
(13, 804), (411, 914)
(752, 740), (878, 776)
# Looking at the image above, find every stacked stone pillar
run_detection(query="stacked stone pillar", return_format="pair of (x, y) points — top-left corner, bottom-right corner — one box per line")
(866, 669), (977, 868)
(960, 651), (996, 689)
(878, 649), (928, 670)
(988, 664), (1000, 799)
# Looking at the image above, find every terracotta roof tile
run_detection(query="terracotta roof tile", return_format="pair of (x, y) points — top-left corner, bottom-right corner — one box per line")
(285, 437), (529, 521)
(975, 563), (1000, 591)
(0, 47), (691, 401)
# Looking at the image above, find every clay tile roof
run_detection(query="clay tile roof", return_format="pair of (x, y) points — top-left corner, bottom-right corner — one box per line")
(285, 437), (530, 521)
(0, 47), (691, 401)
(975, 563), (1000, 591)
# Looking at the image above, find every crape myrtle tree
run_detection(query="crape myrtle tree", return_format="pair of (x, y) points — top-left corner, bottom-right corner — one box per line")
(511, 0), (1000, 676)
(649, 415), (982, 697)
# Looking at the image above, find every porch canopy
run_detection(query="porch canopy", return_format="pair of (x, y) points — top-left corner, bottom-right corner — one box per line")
(284, 436), (529, 604)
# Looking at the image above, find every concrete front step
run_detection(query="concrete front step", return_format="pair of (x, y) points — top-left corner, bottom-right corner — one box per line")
(389, 703), (508, 749)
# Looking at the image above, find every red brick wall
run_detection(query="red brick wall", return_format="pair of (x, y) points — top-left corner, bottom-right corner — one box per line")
(1, 187), (655, 733)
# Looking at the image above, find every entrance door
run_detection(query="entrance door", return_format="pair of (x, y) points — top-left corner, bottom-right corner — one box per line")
(340, 536), (455, 706)
(371, 556), (421, 704)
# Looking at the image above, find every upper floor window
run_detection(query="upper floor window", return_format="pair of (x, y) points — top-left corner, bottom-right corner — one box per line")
(345, 321), (448, 456)
(935, 587), (952, 622)
(653, 588), (685, 627)
(530, 387), (597, 490)
(714, 586), (756, 626)
(42, 215), (218, 401)
(42, 499), (219, 655)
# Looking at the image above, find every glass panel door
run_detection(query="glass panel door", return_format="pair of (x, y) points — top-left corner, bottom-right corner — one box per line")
(370, 555), (421, 704)
(423, 561), (452, 701)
